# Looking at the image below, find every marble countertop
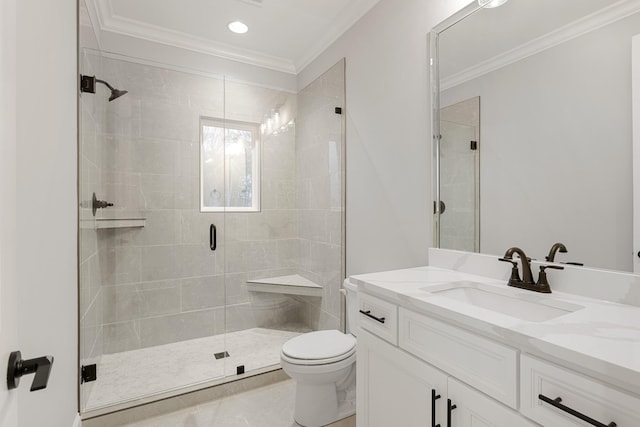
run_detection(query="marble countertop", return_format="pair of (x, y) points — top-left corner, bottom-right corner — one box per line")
(350, 266), (640, 396)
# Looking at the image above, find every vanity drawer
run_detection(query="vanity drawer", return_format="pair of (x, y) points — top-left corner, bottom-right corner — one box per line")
(521, 355), (640, 427)
(399, 308), (518, 408)
(358, 293), (398, 345)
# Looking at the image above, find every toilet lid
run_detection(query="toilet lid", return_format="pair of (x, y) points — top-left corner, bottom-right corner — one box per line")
(282, 330), (356, 360)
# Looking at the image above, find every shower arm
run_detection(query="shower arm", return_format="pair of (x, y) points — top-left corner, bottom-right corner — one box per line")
(95, 78), (116, 92)
(79, 75), (127, 101)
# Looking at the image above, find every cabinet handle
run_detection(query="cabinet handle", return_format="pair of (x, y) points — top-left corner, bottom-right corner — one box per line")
(359, 309), (385, 324)
(538, 394), (617, 427)
(432, 389), (441, 427)
(447, 399), (457, 427)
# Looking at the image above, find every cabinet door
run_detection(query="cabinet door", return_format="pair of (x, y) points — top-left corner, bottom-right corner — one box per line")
(357, 329), (448, 427)
(448, 378), (539, 427)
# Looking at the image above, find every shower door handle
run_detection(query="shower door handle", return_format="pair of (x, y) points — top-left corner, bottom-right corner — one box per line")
(210, 224), (217, 251)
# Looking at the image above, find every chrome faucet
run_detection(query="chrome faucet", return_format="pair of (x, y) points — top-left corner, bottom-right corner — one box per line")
(499, 247), (563, 293)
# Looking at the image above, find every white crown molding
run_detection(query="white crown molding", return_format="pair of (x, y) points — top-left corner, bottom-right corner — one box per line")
(90, 0), (297, 74)
(294, 0), (382, 72)
(87, 0), (382, 75)
(441, 0), (640, 90)
(83, 0), (103, 49)
(98, 50), (297, 94)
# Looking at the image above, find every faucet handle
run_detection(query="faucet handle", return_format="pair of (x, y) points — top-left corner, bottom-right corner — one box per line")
(540, 264), (565, 272)
(536, 264), (564, 293)
(499, 257), (521, 284)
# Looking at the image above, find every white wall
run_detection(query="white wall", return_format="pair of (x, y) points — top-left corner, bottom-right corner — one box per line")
(0, 0), (19, 424)
(15, 0), (78, 425)
(298, 0), (470, 275)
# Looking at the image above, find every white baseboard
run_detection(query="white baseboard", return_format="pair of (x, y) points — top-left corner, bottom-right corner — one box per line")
(72, 413), (82, 427)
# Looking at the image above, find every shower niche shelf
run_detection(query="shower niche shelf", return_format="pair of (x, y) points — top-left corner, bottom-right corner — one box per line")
(94, 212), (146, 229)
(246, 274), (323, 297)
(95, 218), (146, 229)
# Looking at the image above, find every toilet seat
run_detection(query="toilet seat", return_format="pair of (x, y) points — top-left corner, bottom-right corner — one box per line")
(281, 330), (356, 366)
(281, 346), (355, 366)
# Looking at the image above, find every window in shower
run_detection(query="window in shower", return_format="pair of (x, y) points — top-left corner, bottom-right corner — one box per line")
(200, 117), (261, 212)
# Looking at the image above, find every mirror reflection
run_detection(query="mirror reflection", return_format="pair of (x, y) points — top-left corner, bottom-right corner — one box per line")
(435, 0), (640, 272)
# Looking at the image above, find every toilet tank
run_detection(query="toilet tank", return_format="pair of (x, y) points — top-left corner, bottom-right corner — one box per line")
(343, 279), (360, 336)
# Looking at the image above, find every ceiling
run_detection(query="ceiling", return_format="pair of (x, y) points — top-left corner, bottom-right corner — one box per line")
(439, 0), (639, 84)
(86, 0), (382, 74)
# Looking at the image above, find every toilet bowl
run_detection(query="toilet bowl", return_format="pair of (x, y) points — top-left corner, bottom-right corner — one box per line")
(280, 279), (359, 427)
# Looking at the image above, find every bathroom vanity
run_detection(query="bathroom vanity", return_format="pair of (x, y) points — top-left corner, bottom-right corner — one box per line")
(351, 249), (640, 427)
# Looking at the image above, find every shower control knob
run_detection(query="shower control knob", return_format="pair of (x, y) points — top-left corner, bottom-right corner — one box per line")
(95, 200), (114, 209)
(91, 192), (114, 216)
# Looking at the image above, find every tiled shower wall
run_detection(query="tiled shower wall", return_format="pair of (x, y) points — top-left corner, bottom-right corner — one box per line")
(80, 55), (345, 356)
(94, 58), (300, 354)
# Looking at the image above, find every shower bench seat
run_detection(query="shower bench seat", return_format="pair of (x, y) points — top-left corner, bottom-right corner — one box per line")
(246, 274), (323, 297)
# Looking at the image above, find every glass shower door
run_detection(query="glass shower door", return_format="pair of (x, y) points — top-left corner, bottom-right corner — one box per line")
(218, 80), (300, 378)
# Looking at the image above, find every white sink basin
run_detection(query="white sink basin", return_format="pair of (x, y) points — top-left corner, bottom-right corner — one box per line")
(423, 281), (583, 322)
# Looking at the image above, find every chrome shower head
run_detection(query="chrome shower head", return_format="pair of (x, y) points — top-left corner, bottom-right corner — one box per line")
(80, 75), (128, 102)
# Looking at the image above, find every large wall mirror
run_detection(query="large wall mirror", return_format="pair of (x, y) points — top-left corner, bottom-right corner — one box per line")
(431, 0), (640, 272)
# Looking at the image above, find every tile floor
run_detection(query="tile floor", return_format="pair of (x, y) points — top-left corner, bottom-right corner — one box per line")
(84, 328), (304, 411)
(120, 379), (356, 427)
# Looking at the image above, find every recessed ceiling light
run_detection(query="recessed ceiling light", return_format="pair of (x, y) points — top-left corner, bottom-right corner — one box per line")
(228, 21), (249, 34)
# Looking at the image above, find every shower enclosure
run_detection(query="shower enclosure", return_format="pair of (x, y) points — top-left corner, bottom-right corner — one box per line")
(439, 97), (480, 252)
(79, 2), (345, 415)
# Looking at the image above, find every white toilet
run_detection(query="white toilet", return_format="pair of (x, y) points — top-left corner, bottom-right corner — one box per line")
(280, 279), (359, 427)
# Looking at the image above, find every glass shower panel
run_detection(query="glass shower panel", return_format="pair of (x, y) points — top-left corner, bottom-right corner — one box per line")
(78, 1), (105, 412)
(439, 119), (479, 252)
(79, 4), (228, 410)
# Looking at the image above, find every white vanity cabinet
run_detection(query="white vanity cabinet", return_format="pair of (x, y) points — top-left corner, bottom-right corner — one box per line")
(352, 261), (640, 427)
(398, 308), (518, 408)
(357, 329), (447, 427)
(357, 292), (537, 427)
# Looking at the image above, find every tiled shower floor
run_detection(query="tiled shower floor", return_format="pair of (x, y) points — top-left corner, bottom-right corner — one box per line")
(84, 328), (304, 412)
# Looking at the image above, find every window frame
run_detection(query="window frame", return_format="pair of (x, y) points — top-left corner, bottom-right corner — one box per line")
(199, 116), (261, 213)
